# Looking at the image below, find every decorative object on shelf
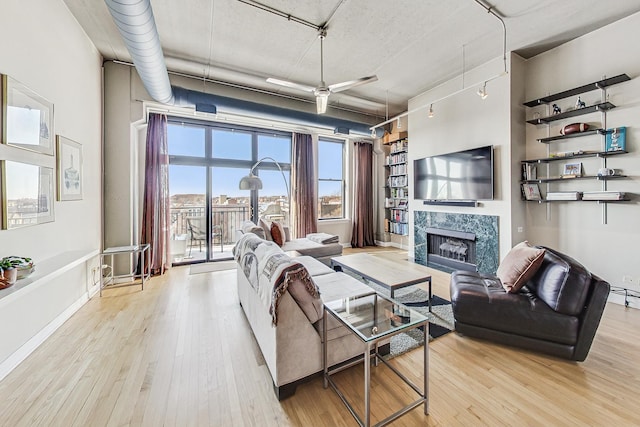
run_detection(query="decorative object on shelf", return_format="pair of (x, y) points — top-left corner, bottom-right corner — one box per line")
(560, 122), (589, 135)
(0, 74), (55, 155)
(0, 261), (17, 288)
(552, 103), (562, 114)
(1, 160), (55, 229)
(56, 135), (83, 201)
(0, 256), (34, 279)
(562, 162), (583, 177)
(575, 96), (586, 109)
(605, 127), (626, 152)
(522, 183), (542, 201)
(597, 168), (616, 177)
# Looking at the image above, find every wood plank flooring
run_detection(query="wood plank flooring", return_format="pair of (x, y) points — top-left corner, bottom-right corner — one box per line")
(0, 247), (638, 426)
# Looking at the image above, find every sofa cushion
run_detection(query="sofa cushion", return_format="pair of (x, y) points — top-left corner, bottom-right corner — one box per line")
(450, 270), (580, 345)
(283, 240), (343, 259)
(496, 241), (546, 293)
(294, 256), (335, 277)
(259, 218), (273, 241)
(241, 220), (266, 240)
(271, 221), (286, 246)
(528, 246), (592, 316)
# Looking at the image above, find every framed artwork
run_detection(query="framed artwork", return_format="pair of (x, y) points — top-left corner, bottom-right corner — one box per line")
(1, 74), (54, 155)
(522, 183), (542, 201)
(1, 160), (55, 229)
(562, 162), (582, 177)
(56, 135), (83, 201)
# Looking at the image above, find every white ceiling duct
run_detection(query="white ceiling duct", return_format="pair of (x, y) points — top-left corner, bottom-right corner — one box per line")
(104, 0), (174, 104)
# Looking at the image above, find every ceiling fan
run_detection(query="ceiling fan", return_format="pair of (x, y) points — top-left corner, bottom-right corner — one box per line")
(266, 28), (378, 114)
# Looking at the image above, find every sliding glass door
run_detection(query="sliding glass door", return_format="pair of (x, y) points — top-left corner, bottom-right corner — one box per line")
(167, 118), (291, 265)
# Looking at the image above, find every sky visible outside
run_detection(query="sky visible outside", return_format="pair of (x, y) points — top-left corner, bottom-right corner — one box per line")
(168, 124), (342, 198)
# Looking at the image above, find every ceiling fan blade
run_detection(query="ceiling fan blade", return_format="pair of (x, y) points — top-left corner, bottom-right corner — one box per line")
(328, 75), (378, 93)
(316, 95), (328, 114)
(266, 77), (316, 93)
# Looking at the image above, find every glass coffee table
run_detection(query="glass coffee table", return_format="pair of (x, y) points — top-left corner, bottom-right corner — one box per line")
(323, 292), (429, 427)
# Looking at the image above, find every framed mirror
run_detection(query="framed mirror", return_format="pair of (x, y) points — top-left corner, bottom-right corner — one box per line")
(1, 160), (55, 229)
(1, 74), (54, 155)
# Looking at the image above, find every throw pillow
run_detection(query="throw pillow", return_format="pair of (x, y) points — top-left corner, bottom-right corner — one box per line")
(496, 241), (546, 293)
(271, 221), (286, 246)
(259, 218), (273, 241)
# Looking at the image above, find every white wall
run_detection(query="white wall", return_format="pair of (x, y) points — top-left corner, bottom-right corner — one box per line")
(0, 0), (103, 372)
(406, 54), (526, 262)
(524, 12), (640, 308)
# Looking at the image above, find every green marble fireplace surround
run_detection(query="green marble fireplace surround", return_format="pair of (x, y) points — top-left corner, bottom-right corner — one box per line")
(414, 211), (499, 275)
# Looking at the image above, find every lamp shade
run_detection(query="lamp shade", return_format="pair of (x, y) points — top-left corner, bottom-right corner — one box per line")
(238, 174), (263, 190)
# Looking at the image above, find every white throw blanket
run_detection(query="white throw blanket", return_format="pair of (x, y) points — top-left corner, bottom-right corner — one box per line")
(234, 233), (321, 325)
(306, 232), (339, 244)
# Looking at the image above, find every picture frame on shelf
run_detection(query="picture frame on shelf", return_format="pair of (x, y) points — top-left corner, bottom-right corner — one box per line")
(56, 135), (83, 201)
(562, 162), (582, 177)
(1, 74), (54, 155)
(522, 183), (542, 201)
(1, 160), (55, 229)
(605, 127), (626, 152)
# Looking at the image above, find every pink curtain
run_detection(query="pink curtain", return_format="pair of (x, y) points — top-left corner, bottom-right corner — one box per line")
(141, 113), (170, 275)
(291, 133), (317, 239)
(351, 141), (376, 248)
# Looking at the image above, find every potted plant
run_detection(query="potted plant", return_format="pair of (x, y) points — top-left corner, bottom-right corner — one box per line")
(0, 258), (18, 288)
(1, 256), (34, 280)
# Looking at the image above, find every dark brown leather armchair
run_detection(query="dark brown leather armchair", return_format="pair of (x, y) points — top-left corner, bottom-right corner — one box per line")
(450, 246), (610, 361)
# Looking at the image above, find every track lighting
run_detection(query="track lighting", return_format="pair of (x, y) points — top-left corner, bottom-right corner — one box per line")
(371, 128), (376, 138)
(477, 82), (488, 99)
(397, 117), (402, 129)
(428, 104), (434, 118)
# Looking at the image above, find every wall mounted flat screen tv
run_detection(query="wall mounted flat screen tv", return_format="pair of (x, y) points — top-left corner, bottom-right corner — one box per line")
(413, 145), (494, 201)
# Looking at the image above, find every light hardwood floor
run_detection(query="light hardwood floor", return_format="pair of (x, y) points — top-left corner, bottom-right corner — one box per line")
(1, 247), (639, 426)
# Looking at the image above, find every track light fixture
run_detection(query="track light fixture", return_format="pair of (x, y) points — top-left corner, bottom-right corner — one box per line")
(428, 104), (434, 118)
(477, 82), (488, 99)
(371, 128), (376, 138)
(397, 117), (402, 129)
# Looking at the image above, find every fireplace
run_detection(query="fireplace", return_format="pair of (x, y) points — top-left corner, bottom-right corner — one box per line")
(414, 211), (499, 275)
(426, 228), (477, 271)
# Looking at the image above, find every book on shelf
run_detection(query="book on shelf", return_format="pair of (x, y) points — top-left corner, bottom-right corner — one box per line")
(582, 191), (626, 201)
(546, 192), (582, 201)
(549, 150), (586, 158)
(605, 127), (626, 152)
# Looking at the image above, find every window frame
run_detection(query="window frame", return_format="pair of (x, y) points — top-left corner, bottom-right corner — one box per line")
(317, 137), (346, 220)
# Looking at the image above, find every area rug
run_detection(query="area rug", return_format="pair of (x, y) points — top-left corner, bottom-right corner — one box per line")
(357, 281), (455, 358)
(189, 261), (237, 275)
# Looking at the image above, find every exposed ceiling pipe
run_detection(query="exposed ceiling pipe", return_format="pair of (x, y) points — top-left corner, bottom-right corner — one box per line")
(104, 0), (174, 104)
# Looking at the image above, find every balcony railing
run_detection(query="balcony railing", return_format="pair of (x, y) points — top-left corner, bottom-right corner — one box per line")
(170, 204), (251, 262)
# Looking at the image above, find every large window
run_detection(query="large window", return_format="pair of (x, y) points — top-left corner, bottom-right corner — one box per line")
(167, 118), (291, 264)
(318, 138), (345, 219)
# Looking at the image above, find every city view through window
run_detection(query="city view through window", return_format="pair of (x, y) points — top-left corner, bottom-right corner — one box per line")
(167, 120), (344, 263)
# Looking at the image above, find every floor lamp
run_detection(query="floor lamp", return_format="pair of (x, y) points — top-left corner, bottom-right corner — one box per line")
(239, 157), (290, 225)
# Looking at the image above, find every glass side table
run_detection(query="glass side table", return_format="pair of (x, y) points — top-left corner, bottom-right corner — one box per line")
(323, 292), (429, 427)
(100, 244), (150, 296)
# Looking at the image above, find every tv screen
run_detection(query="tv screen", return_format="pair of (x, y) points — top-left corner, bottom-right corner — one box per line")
(413, 146), (494, 201)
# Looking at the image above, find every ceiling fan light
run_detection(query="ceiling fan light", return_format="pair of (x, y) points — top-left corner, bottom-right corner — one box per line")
(316, 94), (328, 114)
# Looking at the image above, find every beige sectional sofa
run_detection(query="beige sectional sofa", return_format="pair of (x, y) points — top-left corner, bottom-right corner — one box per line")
(237, 220), (343, 265)
(233, 232), (381, 399)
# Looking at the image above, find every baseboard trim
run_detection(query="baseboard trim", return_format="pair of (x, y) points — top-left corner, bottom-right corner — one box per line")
(0, 291), (90, 382)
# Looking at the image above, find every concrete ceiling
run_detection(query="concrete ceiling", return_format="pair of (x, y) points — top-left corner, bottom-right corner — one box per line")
(63, 0), (640, 118)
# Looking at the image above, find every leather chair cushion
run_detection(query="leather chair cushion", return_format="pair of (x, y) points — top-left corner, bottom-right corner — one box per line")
(450, 271), (580, 345)
(528, 247), (592, 316)
(496, 241), (546, 293)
